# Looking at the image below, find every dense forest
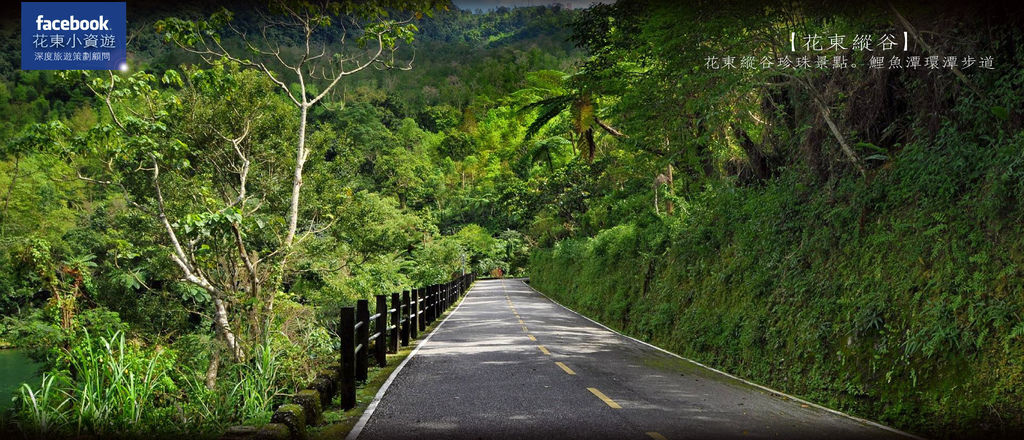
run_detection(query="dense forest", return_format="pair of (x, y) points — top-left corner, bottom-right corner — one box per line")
(2, 0), (1024, 438)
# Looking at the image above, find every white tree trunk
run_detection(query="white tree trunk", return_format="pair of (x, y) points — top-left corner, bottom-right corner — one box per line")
(284, 103), (310, 248)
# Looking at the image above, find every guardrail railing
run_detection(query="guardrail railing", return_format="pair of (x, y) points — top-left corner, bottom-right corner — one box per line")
(338, 273), (476, 409)
(224, 273), (477, 439)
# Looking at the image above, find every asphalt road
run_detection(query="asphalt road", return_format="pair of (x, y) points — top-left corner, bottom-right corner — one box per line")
(352, 279), (914, 440)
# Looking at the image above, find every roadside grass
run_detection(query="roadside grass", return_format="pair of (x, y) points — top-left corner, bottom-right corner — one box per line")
(310, 291), (469, 440)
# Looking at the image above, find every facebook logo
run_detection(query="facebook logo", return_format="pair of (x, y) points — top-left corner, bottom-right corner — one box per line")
(21, 2), (127, 70)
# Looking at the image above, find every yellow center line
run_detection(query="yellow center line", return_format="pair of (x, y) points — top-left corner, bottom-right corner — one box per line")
(554, 361), (576, 375)
(518, 319), (525, 324)
(527, 334), (537, 341)
(587, 388), (622, 409)
(646, 433), (667, 440)
(521, 325), (528, 332)
(537, 345), (551, 355)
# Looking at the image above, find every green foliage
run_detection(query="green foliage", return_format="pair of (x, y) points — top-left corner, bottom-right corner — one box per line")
(531, 122), (1024, 437)
(228, 340), (283, 425)
(8, 325), (317, 437)
(438, 130), (476, 161)
(14, 331), (172, 437)
(4, 0), (1021, 437)
(15, 374), (69, 437)
(4, 307), (127, 366)
(0, 2), (585, 438)
(418, 104), (462, 132)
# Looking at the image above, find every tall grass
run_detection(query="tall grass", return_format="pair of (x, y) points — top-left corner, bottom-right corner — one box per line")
(229, 338), (284, 424)
(14, 330), (168, 437)
(16, 374), (70, 436)
(70, 331), (165, 434)
(12, 330), (290, 436)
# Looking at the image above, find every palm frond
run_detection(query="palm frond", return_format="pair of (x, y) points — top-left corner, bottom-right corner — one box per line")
(523, 98), (572, 142)
(517, 94), (574, 115)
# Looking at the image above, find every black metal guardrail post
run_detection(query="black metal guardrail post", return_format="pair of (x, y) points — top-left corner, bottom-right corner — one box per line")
(328, 275), (476, 415)
(410, 288), (419, 339)
(435, 284), (441, 323)
(390, 292), (400, 353)
(424, 285), (432, 325)
(340, 306), (356, 410)
(431, 284), (438, 323)
(438, 283), (444, 319)
(401, 291), (411, 346)
(356, 299), (369, 382)
(375, 294), (387, 367)
(417, 288), (426, 332)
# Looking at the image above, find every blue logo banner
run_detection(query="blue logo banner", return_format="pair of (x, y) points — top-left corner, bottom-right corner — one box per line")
(21, 2), (127, 70)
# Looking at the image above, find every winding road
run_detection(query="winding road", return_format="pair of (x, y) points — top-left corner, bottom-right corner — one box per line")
(350, 279), (915, 440)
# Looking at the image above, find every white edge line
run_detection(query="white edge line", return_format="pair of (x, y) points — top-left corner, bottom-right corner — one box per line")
(516, 279), (927, 440)
(345, 284), (473, 440)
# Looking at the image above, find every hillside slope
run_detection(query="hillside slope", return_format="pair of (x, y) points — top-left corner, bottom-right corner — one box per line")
(531, 116), (1024, 438)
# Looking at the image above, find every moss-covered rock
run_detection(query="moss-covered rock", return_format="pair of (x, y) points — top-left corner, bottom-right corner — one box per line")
(293, 389), (323, 425)
(220, 425), (258, 440)
(310, 371), (336, 407)
(254, 423), (291, 440)
(270, 403), (306, 440)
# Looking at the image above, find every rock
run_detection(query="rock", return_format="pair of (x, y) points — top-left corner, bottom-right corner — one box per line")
(293, 389), (324, 425)
(310, 371), (336, 407)
(270, 403), (306, 440)
(220, 425), (258, 440)
(254, 423), (291, 440)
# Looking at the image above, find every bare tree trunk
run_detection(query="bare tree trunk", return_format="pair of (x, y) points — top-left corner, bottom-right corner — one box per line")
(205, 349), (220, 390)
(811, 96), (865, 177)
(653, 174), (668, 215)
(284, 104), (310, 248)
(666, 163), (674, 215)
(585, 128), (596, 162)
(152, 158), (246, 362)
(653, 187), (659, 215)
(783, 74), (866, 176)
(213, 296), (244, 361)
